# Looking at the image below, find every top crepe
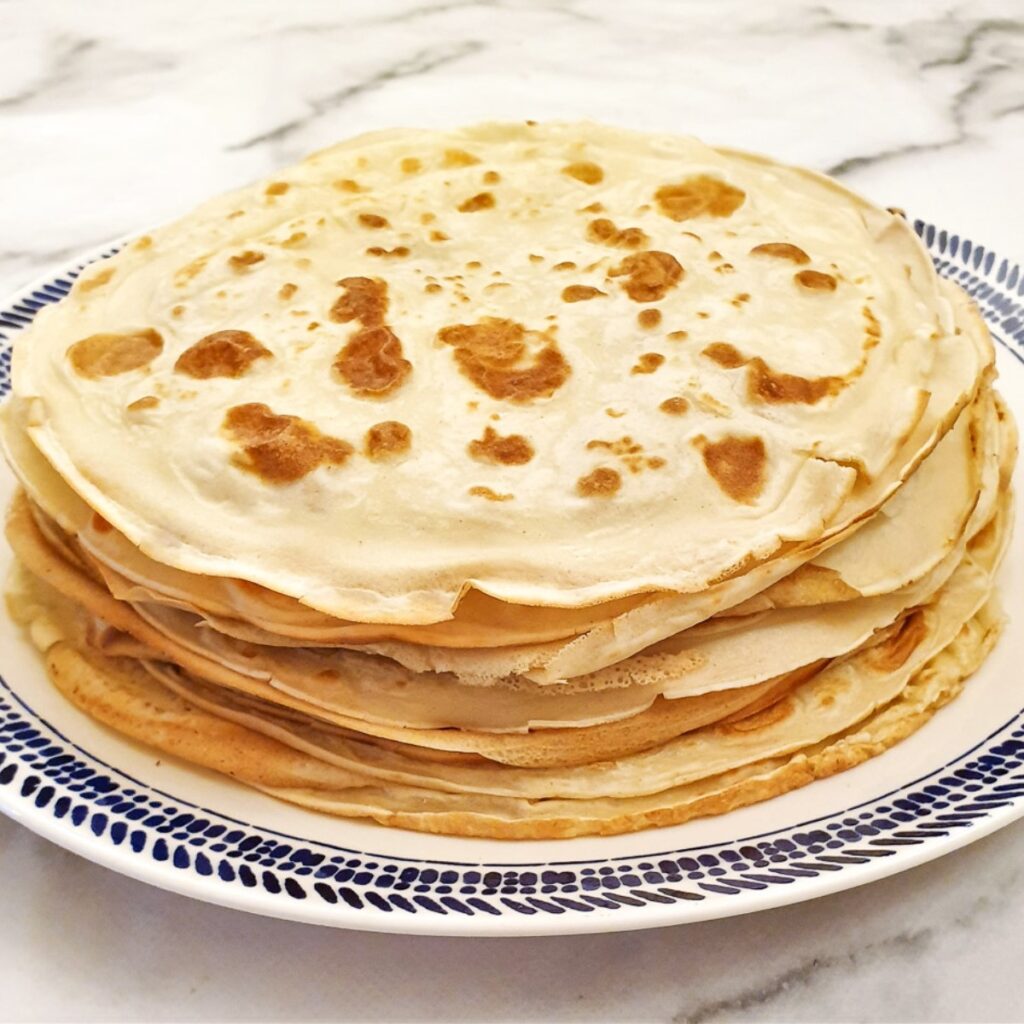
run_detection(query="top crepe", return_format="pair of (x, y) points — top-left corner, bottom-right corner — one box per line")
(8, 123), (986, 623)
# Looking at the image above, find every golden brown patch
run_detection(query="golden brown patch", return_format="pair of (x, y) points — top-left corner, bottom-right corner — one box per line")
(127, 396), (160, 412)
(364, 421), (412, 460)
(702, 343), (843, 405)
(425, 282), (443, 294)
(278, 283), (298, 300)
(265, 182), (290, 196)
(438, 318), (571, 402)
(868, 611), (927, 672)
(553, 261), (577, 271)
(580, 202), (605, 213)
(469, 486), (513, 502)
(659, 397), (689, 415)
(175, 257), (208, 284)
(280, 232), (307, 248)
(359, 213), (390, 229)
(175, 330), (272, 379)
(562, 285), (606, 303)
(78, 267), (115, 293)
(608, 251), (684, 302)
(400, 157), (422, 174)
(638, 309), (662, 329)
(133, 235), (153, 250)
(576, 466), (621, 498)
(68, 329), (164, 379)
(330, 276), (388, 327)
(330, 277), (411, 397)
(223, 403), (353, 485)
(366, 246), (410, 258)
(228, 250), (265, 272)
(794, 269), (837, 292)
(333, 178), (363, 192)
(334, 326), (412, 398)
(587, 436), (664, 474)
(587, 218), (649, 249)
(483, 170), (501, 184)
(863, 305), (882, 342)
(468, 426), (534, 465)
(631, 353), (665, 375)
(697, 434), (767, 504)
(171, 305), (185, 318)
(563, 161), (604, 185)
(91, 512), (112, 534)
(655, 176), (746, 221)
(429, 230), (450, 242)
(731, 292), (751, 308)
(443, 149), (481, 167)
(750, 242), (810, 264)
(667, 330), (689, 341)
(457, 192), (495, 213)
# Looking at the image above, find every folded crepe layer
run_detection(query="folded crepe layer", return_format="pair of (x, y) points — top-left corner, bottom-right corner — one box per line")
(8, 561), (1004, 837)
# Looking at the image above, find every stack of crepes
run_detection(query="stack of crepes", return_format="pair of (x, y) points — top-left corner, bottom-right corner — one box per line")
(1, 123), (1015, 838)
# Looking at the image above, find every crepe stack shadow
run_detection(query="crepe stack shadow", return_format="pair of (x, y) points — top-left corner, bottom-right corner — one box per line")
(0, 122), (1016, 838)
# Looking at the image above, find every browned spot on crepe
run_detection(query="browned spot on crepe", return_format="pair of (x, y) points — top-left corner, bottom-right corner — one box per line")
(223, 403), (353, 484)
(68, 329), (164, 379)
(638, 309), (662, 329)
(655, 176), (746, 220)
(330, 278), (412, 397)
(608, 250), (684, 302)
(458, 192), (496, 213)
(794, 269), (837, 292)
(400, 157), (422, 174)
(358, 213), (390, 229)
(330, 277), (388, 326)
(175, 330), (272, 379)
(587, 436), (664, 473)
(366, 246), (410, 258)
(576, 466), (621, 498)
(631, 353), (665, 375)
(78, 267), (115, 293)
(660, 396), (689, 415)
(265, 182), (290, 196)
(364, 421), (412, 460)
(469, 486), (513, 502)
(703, 342), (843, 404)
(697, 434), (766, 503)
(562, 161), (604, 185)
(127, 395), (160, 412)
(228, 250), (265, 271)
(562, 285), (607, 302)
(468, 426), (534, 465)
(443, 149), (481, 167)
(334, 326), (411, 398)
(750, 242), (810, 264)
(587, 218), (649, 249)
(438, 318), (571, 402)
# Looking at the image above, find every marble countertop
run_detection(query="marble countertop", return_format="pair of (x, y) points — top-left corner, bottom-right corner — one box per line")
(1, 0), (1023, 1020)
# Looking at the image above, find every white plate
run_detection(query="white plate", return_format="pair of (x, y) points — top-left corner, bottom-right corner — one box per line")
(0, 222), (1022, 936)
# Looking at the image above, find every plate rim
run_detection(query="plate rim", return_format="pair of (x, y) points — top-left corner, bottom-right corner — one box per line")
(0, 221), (1022, 937)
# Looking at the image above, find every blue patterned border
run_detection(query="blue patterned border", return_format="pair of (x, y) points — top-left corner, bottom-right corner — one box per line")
(0, 223), (1022, 925)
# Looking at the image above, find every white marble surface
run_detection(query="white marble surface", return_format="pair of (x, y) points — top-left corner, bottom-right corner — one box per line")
(1, 0), (1023, 1020)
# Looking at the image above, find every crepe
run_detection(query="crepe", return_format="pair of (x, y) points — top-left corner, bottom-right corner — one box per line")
(0, 121), (1015, 840)
(6, 124), (987, 625)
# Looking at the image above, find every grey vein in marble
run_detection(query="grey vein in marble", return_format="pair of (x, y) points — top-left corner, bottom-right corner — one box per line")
(228, 39), (487, 151)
